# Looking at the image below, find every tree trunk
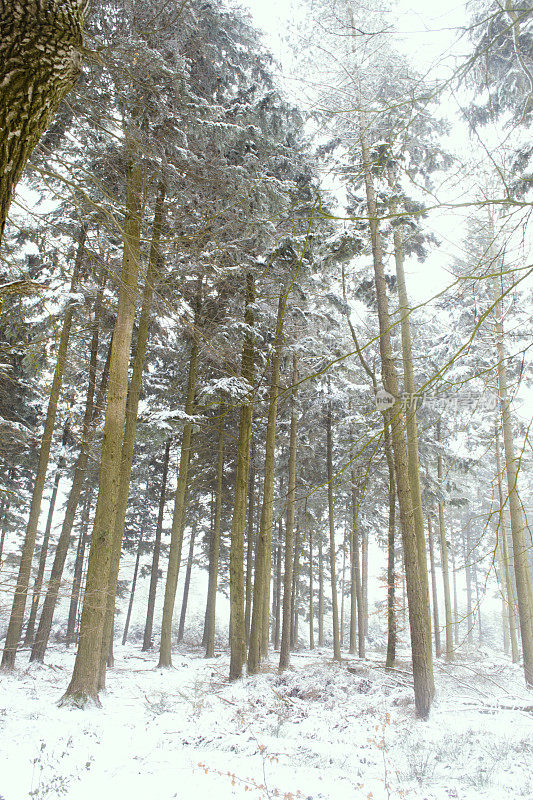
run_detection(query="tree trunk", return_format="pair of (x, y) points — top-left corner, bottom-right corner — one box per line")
(121, 528), (144, 645)
(142, 438), (171, 651)
(385, 417), (396, 670)
(318, 531), (324, 647)
(61, 156), (143, 704)
(30, 300), (112, 664)
(390, 191), (432, 666)
(279, 353), (298, 670)
(291, 522), (301, 650)
(204, 409), (225, 657)
(2, 225), (85, 669)
(351, 468), (364, 658)
(309, 525), (315, 650)
(244, 437), (256, 646)
(248, 291), (284, 674)
(177, 526), (196, 643)
(273, 525), (282, 650)
(360, 130), (433, 717)
(229, 273), (255, 680)
(340, 510), (347, 649)
(0, 0), (86, 245)
(492, 264), (533, 686)
(495, 428), (519, 663)
(66, 485), (93, 646)
(450, 526), (459, 646)
(24, 420), (70, 645)
(158, 331), (199, 668)
(436, 444), (454, 660)
(326, 398), (341, 662)
(427, 513), (441, 659)
(464, 527), (474, 646)
(100, 182), (166, 684)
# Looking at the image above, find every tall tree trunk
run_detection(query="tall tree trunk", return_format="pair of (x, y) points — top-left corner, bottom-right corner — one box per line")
(427, 514), (441, 659)
(464, 527), (474, 646)
(495, 428), (519, 663)
(385, 418), (396, 669)
(291, 522), (301, 650)
(66, 485), (93, 647)
(121, 528), (144, 645)
(390, 188), (432, 666)
(100, 182), (166, 684)
(204, 410), (225, 658)
(279, 353), (298, 670)
(142, 438), (171, 651)
(326, 398), (341, 662)
(492, 261), (533, 686)
(30, 319), (112, 664)
(360, 130), (434, 717)
(24, 420), (70, 645)
(177, 526), (196, 643)
(0, 0), (86, 245)
(61, 156), (143, 704)
(318, 531), (324, 647)
(351, 467), (364, 658)
(229, 273), (255, 680)
(450, 526), (459, 646)
(248, 291), (284, 674)
(244, 437), (256, 646)
(436, 442), (454, 660)
(158, 332), (199, 668)
(362, 528), (369, 641)
(273, 526), (282, 650)
(340, 510), (347, 649)
(2, 225), (86, 669)
(309, 525), (315, 651)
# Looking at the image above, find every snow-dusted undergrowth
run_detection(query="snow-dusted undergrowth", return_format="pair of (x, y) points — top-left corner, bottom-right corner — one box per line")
(0, 645), (531, 800)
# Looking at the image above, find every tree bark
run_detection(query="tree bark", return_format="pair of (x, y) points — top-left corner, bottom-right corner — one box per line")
(158, 324), (199, 667)
(204, 409), (225, 657)
(436, 438), (454, 660)
(66, 485), (93, 646)
(318, 530), (324, 647)
(61, 156), (143, 704)
(248, 291), (284, 674)
(385, 418), (396, 670)
(309, 525), (315, 650)
(229, 273), (255, 680)
(492, 263), (533, 686)
(100, 182), (166, 684)
(30, 318), (111, 664)
(360, 130), (434, 717)
(0, 0), (86, 245)
(142, 438), (171, 651)
(279, 353), (298, 670)
(244, 437), (256, 646)
(326, 397), (341, 662)
(121, 528), (144, 645)
(24, 420), (70, 646)
(2, 225), (85, 669)
(177, 525), (196, 643)
(427, 513), (441, 659)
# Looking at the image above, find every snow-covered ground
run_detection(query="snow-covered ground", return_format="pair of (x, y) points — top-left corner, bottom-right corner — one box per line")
(0, 641), (531, 800)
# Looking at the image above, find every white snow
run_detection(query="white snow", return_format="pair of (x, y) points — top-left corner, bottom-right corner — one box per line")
(0, 643), (531, 800)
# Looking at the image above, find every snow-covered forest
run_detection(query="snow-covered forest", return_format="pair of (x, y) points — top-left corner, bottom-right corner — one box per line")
(0, 1), (532, 798)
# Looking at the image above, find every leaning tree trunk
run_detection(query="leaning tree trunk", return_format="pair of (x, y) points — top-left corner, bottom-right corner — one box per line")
(492, 263), (533, 686)
(325, 397), (341, 662)
(229, 273), (255, 680)
(204, 409), (225, 658)
(279, 353), (298, 670)
(2, 226), (85, 669)
(61, 156), (143, 705)
(142, 438), (171, 651)
(24, 420), (70, 646)
(360, 130), (434, 718)
(177, 526), (196, 643)
(100, 182), (166, 686)
(30, 321), (111, 664)
(248, 291), (284, 675)
(121, 527), (144, 645)
(0, 0), (86, 246)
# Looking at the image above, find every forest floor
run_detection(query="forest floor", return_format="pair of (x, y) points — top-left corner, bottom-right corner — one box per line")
(0, 642), (532, 800)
